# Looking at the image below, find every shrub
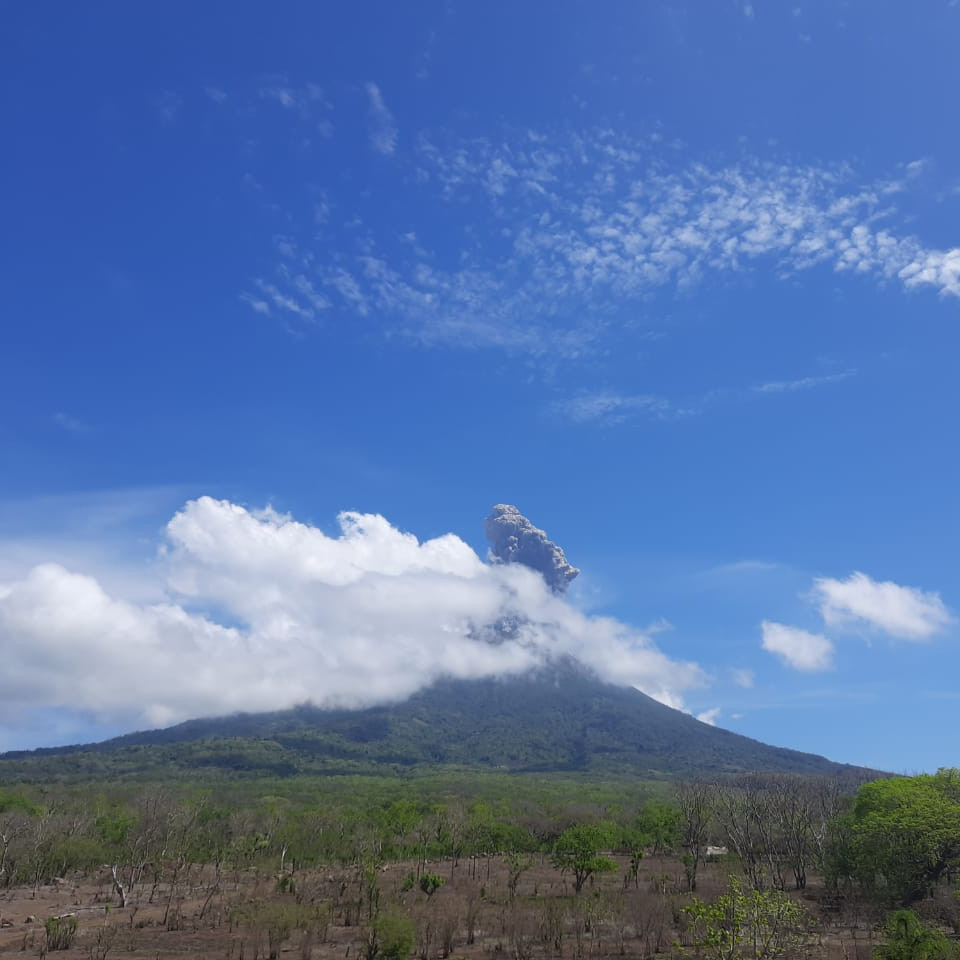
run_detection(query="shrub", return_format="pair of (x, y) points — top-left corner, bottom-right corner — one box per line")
(366, 910), (416, 960)
(44, 915), (78, 951)
(874, 910), (959, 960)
(684, 875), (811, 960)
(418, 873), (444, 898)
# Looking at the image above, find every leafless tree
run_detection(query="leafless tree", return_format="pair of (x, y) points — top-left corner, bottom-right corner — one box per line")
(675, 780), (711, 891)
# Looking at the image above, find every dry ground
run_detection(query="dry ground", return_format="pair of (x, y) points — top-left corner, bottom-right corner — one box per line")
(0, 854), (890, 959)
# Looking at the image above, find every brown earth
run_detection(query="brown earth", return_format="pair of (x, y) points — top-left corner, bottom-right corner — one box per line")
(0, 854), (894, 959)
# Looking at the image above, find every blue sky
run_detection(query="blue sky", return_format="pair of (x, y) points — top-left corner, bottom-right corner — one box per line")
(2, 1), (959, 771)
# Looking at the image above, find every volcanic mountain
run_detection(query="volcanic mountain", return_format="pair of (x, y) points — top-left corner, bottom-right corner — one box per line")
(0, 660), (865, 781)
(0, 507), (869, 782)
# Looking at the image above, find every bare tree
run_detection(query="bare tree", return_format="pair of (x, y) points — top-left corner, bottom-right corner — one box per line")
(675, 780), (711, 891)
(710, 775), (784, 891)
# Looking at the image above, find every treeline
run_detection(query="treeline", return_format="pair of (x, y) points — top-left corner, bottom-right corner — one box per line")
(2, 769), (959, 913)
(0, 783), (666, 898)
(673, 769), (960, 910)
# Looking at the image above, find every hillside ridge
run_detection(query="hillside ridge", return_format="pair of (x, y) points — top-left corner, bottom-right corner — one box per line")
(0, 662), (871, 781)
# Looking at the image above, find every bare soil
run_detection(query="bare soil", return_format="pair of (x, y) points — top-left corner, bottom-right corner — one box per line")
(0, 854), (889, 959)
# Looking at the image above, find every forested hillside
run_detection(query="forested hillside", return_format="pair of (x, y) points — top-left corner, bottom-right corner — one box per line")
(0, 665), (870, 783)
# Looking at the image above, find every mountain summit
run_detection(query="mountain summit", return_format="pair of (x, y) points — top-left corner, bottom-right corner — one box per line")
(0, 506), (873, 781)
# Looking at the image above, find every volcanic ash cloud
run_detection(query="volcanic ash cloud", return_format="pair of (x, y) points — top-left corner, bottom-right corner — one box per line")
(484, 504), (580, 595)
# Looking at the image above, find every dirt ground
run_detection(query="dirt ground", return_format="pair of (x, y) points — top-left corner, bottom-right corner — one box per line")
(0, 854), (888, 959)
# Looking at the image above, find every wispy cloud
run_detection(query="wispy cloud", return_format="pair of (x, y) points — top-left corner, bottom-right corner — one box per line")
(753, 368), (857, 394)
(52, 412), (89, 434)
(814, 571), (953, 640)
(556, 366), (856, 425)
(554, 391), (679, 424)
(259, 79), (328, 112)
(241, 128), (960, 355)
(366, 82), (398, 156)
(709, 560), (780, 577)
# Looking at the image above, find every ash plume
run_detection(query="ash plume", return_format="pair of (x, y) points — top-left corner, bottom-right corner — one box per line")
(484, 504), (580, 595)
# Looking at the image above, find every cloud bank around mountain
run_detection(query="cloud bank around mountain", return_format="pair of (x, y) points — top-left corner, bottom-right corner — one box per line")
(0, 498), (704, 735)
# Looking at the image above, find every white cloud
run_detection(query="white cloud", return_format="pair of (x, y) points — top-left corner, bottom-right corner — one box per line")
(240, 293), (271, 316)
(0, 498), (705, 737)
(731, 667), (755, 688)
(365, 83), (397, 156)
(554, 392), (677, 424)
(814, 571), (953, 640)
(556, 368), (854, 425)
(697, 707), (721, 725)
(244, 129), (960, 353)
(761, 620), (834, 671)
(260, 79), (328, 114)
(899, 248), (960, 298)
(753, 369), (857, 394)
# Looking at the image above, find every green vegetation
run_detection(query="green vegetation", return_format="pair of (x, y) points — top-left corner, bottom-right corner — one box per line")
(1, 765), (960, 960)
(847, 769), (960, 905)
(551, 822), (618, 893)
(44, 914), (78, 951)
(684, 875), (811, 960)
(874, 910), (960, 960)
(366, 910), (416, 960)
(0, 669), (865, 783)
(418, 873), (445, 897)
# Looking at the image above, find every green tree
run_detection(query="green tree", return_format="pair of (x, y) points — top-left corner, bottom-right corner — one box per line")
(849, 771), (960, 905)
(684, 874), (810, 960)
(875, 910), (960, 960)
(551, 823), (617, 894)
(365, 910), (415, 960)
(635, 801), (681, 855)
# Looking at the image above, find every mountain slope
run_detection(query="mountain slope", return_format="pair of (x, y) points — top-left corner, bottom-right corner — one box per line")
(0, 664), (868, 781)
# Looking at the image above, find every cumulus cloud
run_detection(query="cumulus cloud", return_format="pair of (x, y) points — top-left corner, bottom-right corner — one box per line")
(814, 571), (953, 640)
(0, 498), (705, 735)
(761, 620), (834, 671)
(365, 82), (397, 156)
